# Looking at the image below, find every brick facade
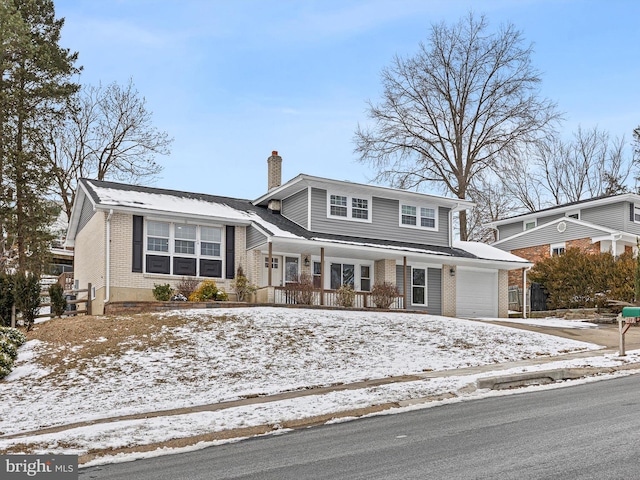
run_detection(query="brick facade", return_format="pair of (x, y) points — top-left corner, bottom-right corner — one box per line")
(441, 264), (456, 317)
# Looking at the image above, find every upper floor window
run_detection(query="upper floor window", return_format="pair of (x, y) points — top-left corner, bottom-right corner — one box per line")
(327, 193), (371, 222)
(634, 204), (640, 223)
(400, 205), (437, 230)
(524, 219), (536, 231)
(566, 210), (580, 220)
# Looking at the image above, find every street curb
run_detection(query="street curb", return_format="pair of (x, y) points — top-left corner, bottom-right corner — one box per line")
(475, 364), (640, 390)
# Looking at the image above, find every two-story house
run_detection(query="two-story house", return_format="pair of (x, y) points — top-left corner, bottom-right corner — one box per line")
(66, 152), (530, 317)
(486, 193), (640, 288)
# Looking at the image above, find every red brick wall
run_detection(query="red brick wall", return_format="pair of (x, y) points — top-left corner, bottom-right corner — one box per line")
(567, 238), (601, 254)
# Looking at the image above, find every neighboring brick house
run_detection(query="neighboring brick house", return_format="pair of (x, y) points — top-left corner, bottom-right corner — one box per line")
(66, 152), (530, 317)
(486, 193), (640, 288)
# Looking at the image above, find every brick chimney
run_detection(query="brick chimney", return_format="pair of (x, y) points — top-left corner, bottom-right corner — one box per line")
(267, 151), (282, 212)
(267, 151), (282, 191)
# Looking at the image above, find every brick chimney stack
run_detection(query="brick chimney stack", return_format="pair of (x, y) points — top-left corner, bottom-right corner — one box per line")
(267, 150), (282, 191)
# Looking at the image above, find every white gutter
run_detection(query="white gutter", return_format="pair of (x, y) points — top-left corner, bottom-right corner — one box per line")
(522, 265), (533, 319)
(105, 209), (113, 303)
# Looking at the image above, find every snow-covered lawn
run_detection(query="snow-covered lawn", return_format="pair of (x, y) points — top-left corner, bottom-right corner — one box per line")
(0, 307), (637, 465)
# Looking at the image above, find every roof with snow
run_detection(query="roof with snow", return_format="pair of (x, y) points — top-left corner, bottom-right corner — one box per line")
(69, 179), (530, 268)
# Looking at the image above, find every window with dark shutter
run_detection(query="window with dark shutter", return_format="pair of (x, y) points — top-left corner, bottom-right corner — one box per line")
(132, 216), (143, 272)
(225, 226), (235, 279)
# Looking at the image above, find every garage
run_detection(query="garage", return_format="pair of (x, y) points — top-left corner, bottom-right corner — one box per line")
(456, 268), (498, 318)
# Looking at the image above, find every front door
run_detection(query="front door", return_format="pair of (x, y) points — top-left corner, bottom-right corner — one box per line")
(262, 255), (283, 286)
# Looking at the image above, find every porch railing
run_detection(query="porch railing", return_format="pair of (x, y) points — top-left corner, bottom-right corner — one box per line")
(273, 286), (404, 309)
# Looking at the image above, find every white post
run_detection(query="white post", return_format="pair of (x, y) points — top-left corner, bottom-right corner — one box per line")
(522, 267), (528, 319)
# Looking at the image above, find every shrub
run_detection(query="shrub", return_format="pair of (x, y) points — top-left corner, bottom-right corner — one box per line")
(284, 273), (315, 305)
(152, 283), (173, 301)
(0, 351), (13, 379)
(371, 282), (400, 309)
(170, 293), (188, 301)
(189, 280), (228, 301)
(48, 283), (67, 317)
(14, 273), (41, 331)
(0, 273), (15, 327)
(0, 327), (27, 347)
(0, 337), (18, 360)
(231, 266), (256, 302)
(336, 284), (355, 308)
(176, 277), (199, 298)
(0, 327), (26, 379)
(529, 248), (635, 309)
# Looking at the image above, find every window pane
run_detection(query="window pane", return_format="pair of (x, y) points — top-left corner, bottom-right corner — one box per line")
(421, 217), (435, 228)
(412, 268), (425, 286)
(175, 224), (196, 240)
(313, 262), (322, 275)
(343, 264), (355, 287)
(352, 208), (368, 219)
(402, 205), (416, 215)
(175, 239), (195, 254)
(361, 266), (370, 278)
(331, 195), (347, 206)
(201, 226), (221, 242)
(361, 278), (371, 292)
(402, 215), (417, 225)
(352, 198), (368, 209)
(201, 242), (220, 256)
(330, 264), (341, 290)
(285, 257), (299, 282)
(331, 205), (347, 217)
(147, 221), (169, 237)
(412, 286), (425, 305)
(148, 237), (168, 252)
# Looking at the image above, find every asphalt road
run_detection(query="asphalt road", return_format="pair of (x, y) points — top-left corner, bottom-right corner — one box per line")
(80, 374), (640, 480)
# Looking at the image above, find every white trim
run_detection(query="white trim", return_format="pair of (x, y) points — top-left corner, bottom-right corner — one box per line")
(523, 219), (537, 231)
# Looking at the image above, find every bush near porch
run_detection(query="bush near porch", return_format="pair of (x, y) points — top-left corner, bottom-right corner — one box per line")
(528, 248), (635, 309)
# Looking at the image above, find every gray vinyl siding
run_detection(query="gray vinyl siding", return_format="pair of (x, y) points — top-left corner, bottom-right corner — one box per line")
(246, 226), (268, 249)
(395, 265), (441, 314)
(310, 188), (450, 246)
(497, 222), (523, 241)
(537, 213), (564, 225)
(583, 201), (630, 232)
(76, 197), (96, 234)
(281, 188), (308, 228)
(427, 267), (442, 315)
(496, 221), (609, 252)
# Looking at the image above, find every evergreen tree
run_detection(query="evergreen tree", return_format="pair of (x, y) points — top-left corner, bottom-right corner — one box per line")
(0, 0), (79, 274)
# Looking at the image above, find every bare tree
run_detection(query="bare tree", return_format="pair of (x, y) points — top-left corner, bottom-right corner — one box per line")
(354, 12), (560, 240)
(466, 172), (517, 242)
(48, 78), (173, 220)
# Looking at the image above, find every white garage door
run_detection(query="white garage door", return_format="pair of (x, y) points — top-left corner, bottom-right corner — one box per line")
(456, 268), (498, 318)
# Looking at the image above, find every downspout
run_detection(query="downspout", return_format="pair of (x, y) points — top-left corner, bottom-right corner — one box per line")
(105, 209), (113, 303)
(522, 265), (533, 319)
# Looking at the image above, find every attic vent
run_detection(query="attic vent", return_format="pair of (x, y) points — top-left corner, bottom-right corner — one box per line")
(557, 221), (567, 233)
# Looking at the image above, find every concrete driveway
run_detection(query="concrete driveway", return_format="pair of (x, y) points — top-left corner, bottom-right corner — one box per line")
(487, 320), (640, 351)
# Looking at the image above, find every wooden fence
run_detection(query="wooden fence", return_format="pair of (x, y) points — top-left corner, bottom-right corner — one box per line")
(38, 282), (92, 318)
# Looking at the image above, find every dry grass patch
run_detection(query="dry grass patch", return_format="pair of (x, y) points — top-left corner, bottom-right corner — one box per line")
(25, 313), (220, 375)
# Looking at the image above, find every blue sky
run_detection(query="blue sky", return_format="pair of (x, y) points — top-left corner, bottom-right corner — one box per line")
(54, 0), (640, 200)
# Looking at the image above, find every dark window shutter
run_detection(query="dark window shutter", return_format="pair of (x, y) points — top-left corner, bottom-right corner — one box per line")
(631, 203), (635, 222)
(200, 259), (222, 278)
(146, 255), (170, 274)
(173, 257), (196, 276)
(226, 226), (235, 279)
(132, 216), (143, 273)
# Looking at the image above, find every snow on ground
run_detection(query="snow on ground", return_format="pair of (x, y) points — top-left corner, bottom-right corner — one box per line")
(477, 316), (600, 329)
(0, 307), (635, 465)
